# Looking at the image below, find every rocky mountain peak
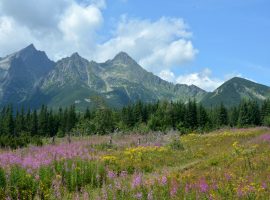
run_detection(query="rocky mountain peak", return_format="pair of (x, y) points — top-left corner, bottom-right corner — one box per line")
(70, 52), (81, 59)
(112, 51), (136, 65)
(16, 44), (38, 58)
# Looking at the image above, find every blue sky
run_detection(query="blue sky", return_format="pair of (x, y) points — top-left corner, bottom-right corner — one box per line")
(0, 0), (269, 91)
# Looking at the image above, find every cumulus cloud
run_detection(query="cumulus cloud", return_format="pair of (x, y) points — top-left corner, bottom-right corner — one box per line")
(159, 70), (176, 83)
(0, 0), (72, 31)
(0, 0), (104, 58)
(176, 68), (224, 91)
(94, 17), (197, 73)
(0, 0), (198, 78)
(0, 16), (36, 55)
(58, 3), (103, 46)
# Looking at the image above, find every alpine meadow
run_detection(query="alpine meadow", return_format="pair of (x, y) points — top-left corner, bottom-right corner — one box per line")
(0, 0), (270, 200)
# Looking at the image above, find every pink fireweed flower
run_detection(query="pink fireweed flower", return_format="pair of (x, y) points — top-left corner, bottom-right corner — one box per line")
(262, 182), (267, 189)
(0, 140), (94, 169)
(132, 173), (142, 188)
(160, 176), (168, 186)
(211, 180), (218, 190)
(224, 173), (232, 181)
(135, 192), (143, 200)
(198, 178), (209, 193)
(258, 134), (270, 142)
(107, 170), (116, 179)
(170, 181), (178, 197)
(237, 186), (244, 197)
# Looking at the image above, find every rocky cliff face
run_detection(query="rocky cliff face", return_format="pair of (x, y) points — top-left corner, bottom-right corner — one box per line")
(0, 44), (54, 106)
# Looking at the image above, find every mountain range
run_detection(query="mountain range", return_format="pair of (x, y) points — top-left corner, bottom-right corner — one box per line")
(0, 44), (269, 109)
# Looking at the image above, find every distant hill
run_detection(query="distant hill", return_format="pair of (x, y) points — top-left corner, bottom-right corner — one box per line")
(201, 77), (270, 107)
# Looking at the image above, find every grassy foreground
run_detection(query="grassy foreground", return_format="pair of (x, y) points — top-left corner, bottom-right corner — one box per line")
(0, 128), (270, 199)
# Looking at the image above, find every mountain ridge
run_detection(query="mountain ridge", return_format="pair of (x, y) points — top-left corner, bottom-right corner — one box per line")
(0, 44), (269, 109)
(201, 77), (270, 107)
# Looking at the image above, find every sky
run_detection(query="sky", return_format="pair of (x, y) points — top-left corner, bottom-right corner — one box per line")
(0, 0), (269, 91)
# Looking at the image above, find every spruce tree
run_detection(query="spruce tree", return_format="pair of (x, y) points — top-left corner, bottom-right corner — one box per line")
(217, 103), (228, 127)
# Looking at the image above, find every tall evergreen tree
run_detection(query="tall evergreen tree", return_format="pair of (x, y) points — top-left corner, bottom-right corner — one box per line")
(185, 99), (197, 129)
(238, 101), (249, 127)
(217, 103), (228, 126)
(198, 104), (208, 128)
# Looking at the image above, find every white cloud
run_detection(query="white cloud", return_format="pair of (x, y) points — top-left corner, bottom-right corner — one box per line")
(0, 0), (198, 78)
(58, 3), (103, 46)
(94, 17), (197, 73)
(176, 68), (224, 92)
(159, 70), (176, 83)
(0, 0), (72, 31)
(0, 16), (36, 55)
(0, 0), (105, 60)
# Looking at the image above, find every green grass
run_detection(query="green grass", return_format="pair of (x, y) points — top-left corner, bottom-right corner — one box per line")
(1, 127), (270, 199)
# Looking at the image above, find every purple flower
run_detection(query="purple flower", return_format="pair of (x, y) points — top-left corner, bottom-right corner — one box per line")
(198, 178), (209, 193)
(258, 134), (270, 142)
(132, 173), (142, 188)
(262, 182), (267, 189)
(225, 173), (232, 181)
(170, 181), (178, 197)
(107, 170), (116, 179)
(135, 192), (143, 200)
(237, 187), (244, 197)
(160, 176), (168, 186)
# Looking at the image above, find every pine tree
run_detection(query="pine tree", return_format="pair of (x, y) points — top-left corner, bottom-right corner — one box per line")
(31, 110), (38, 136)
(38, 105), (48, 136)
(238, 101), (249, 127)
(198, 104), (208, 128)
(229, 107), (239, 127)
(84, 107), (91, 119)
(217, 103), (228, 126)
(185, 99), (197, 129)
(6, 105), (15, 136)
(248, 100), (261, 125)
(67, 104), (77, 132)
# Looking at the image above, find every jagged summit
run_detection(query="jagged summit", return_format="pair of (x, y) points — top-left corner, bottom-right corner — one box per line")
(70, 52), (81, 58)
(23, 43), (36, 51)
(112, 51), (136, 65)
(17, 44), (38, 56)
(113, 51), (131, 59)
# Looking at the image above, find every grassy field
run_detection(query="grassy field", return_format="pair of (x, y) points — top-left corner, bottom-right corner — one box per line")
(0, 127), (270, 199)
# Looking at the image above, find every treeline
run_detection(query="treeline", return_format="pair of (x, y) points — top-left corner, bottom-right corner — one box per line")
(1, 99), (270, 148)
(0, 105), (77, 148)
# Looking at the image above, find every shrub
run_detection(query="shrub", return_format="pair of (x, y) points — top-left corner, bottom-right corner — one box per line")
(168, 138), (184, 150)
